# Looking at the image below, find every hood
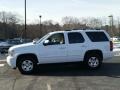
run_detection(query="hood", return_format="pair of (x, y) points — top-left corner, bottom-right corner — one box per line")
(9, 42), (34, 51)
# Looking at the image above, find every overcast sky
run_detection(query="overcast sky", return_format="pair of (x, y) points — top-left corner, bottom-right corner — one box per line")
(0, 0), (120, 24)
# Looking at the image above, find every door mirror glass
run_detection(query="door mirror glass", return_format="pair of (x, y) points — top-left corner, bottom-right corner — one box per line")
(43, 40), (50, 46)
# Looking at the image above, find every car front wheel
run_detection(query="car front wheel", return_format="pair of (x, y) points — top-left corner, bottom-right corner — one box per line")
(17, 57), (37, 74)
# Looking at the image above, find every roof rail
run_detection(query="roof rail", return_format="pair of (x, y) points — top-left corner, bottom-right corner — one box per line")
(65, 30), (71, 31)
(72, 28), (86, 30)
(96, 28), (101, 30)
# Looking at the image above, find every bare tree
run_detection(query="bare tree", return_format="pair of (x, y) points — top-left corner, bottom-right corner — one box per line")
(0, 11), (21, 39)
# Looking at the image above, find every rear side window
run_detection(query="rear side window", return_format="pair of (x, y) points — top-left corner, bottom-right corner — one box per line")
(68, 32), (85, 44)
(86, 32), (109, 42)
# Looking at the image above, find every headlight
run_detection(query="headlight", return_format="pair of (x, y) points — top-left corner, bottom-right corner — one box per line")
(8, 50), (15, 56)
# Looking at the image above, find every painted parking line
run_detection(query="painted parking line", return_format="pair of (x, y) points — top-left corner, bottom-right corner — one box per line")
(0, 60), (6, 62)
(0, 60), (6, 67)
(47, 83), (51, 90)
(0, 60), (6, 64)
(0, 64), (5, 67)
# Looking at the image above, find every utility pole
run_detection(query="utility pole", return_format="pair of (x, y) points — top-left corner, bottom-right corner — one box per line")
(108, 15), (114, 37)
(39, 15), (42, 37)
(24, 0), (27, 39)
(118, 18), (120, 37)
(2, 12), (7, 39)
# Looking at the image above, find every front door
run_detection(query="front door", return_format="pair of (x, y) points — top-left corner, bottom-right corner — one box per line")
(39, 33), (67, 64)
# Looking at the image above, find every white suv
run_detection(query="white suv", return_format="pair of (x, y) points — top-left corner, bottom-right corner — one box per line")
(7, 30), (113, 74)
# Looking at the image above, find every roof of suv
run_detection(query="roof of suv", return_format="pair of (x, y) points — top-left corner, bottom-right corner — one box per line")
(50, 30), (106, 34)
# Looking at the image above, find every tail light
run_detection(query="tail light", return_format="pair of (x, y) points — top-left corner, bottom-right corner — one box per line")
(110, 41), (113, 51)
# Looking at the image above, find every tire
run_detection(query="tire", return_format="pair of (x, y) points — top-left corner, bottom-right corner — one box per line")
(84, 54), (102, 70)
(17, 56), (37, 74)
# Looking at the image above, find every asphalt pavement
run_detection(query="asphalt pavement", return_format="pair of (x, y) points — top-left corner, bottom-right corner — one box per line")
(0, 54), (120, 90)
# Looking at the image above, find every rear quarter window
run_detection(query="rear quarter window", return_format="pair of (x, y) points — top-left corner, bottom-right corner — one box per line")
(86, 32), (109, 42)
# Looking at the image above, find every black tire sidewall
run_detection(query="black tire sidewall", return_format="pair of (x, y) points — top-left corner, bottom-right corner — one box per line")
(84, 54), (102, 69)
(17, 57), (37, 74)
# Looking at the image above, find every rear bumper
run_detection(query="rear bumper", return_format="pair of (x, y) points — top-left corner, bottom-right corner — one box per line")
(103, 52), (113, 60)
(113, 48), (120, 56)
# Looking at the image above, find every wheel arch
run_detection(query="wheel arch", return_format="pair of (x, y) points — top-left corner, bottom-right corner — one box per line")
(84, 49), (103, 61)
(16, 53), (39, 67)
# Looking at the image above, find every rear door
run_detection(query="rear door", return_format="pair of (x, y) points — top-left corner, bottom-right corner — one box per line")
(67, 32), (86, 62)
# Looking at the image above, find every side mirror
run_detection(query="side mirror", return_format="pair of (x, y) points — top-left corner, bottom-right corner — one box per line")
(33, 38), (39, 44)
(43, 40), (49, 46)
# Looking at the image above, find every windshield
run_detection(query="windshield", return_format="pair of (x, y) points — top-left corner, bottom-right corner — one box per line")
(36, 33), (50, 43)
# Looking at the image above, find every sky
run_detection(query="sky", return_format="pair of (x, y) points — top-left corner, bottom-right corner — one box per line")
(0, 0), (120, 24)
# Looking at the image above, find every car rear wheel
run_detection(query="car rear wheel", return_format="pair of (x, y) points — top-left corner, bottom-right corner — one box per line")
(84, 54), (102, 69)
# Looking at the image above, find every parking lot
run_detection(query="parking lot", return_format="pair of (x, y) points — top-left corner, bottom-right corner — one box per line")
(0, 54), (120, 90)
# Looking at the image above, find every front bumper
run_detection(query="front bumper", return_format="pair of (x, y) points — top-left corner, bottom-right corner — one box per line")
(7, 56), (17, 69)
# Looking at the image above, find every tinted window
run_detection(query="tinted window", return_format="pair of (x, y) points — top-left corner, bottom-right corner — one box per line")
(86, 32), (109, 42)
(68, 32), (84, 44)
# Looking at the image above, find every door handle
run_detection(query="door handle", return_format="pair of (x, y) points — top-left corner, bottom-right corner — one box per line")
(59, 47), (66, 49)
(81, 45), (86, 47)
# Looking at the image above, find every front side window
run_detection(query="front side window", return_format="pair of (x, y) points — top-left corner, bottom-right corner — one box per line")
(46, 33), (65, 45)
(68, 32), (85, 44)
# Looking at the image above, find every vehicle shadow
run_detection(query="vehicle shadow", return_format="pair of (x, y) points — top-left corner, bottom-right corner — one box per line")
(29, 62), (120, 78)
